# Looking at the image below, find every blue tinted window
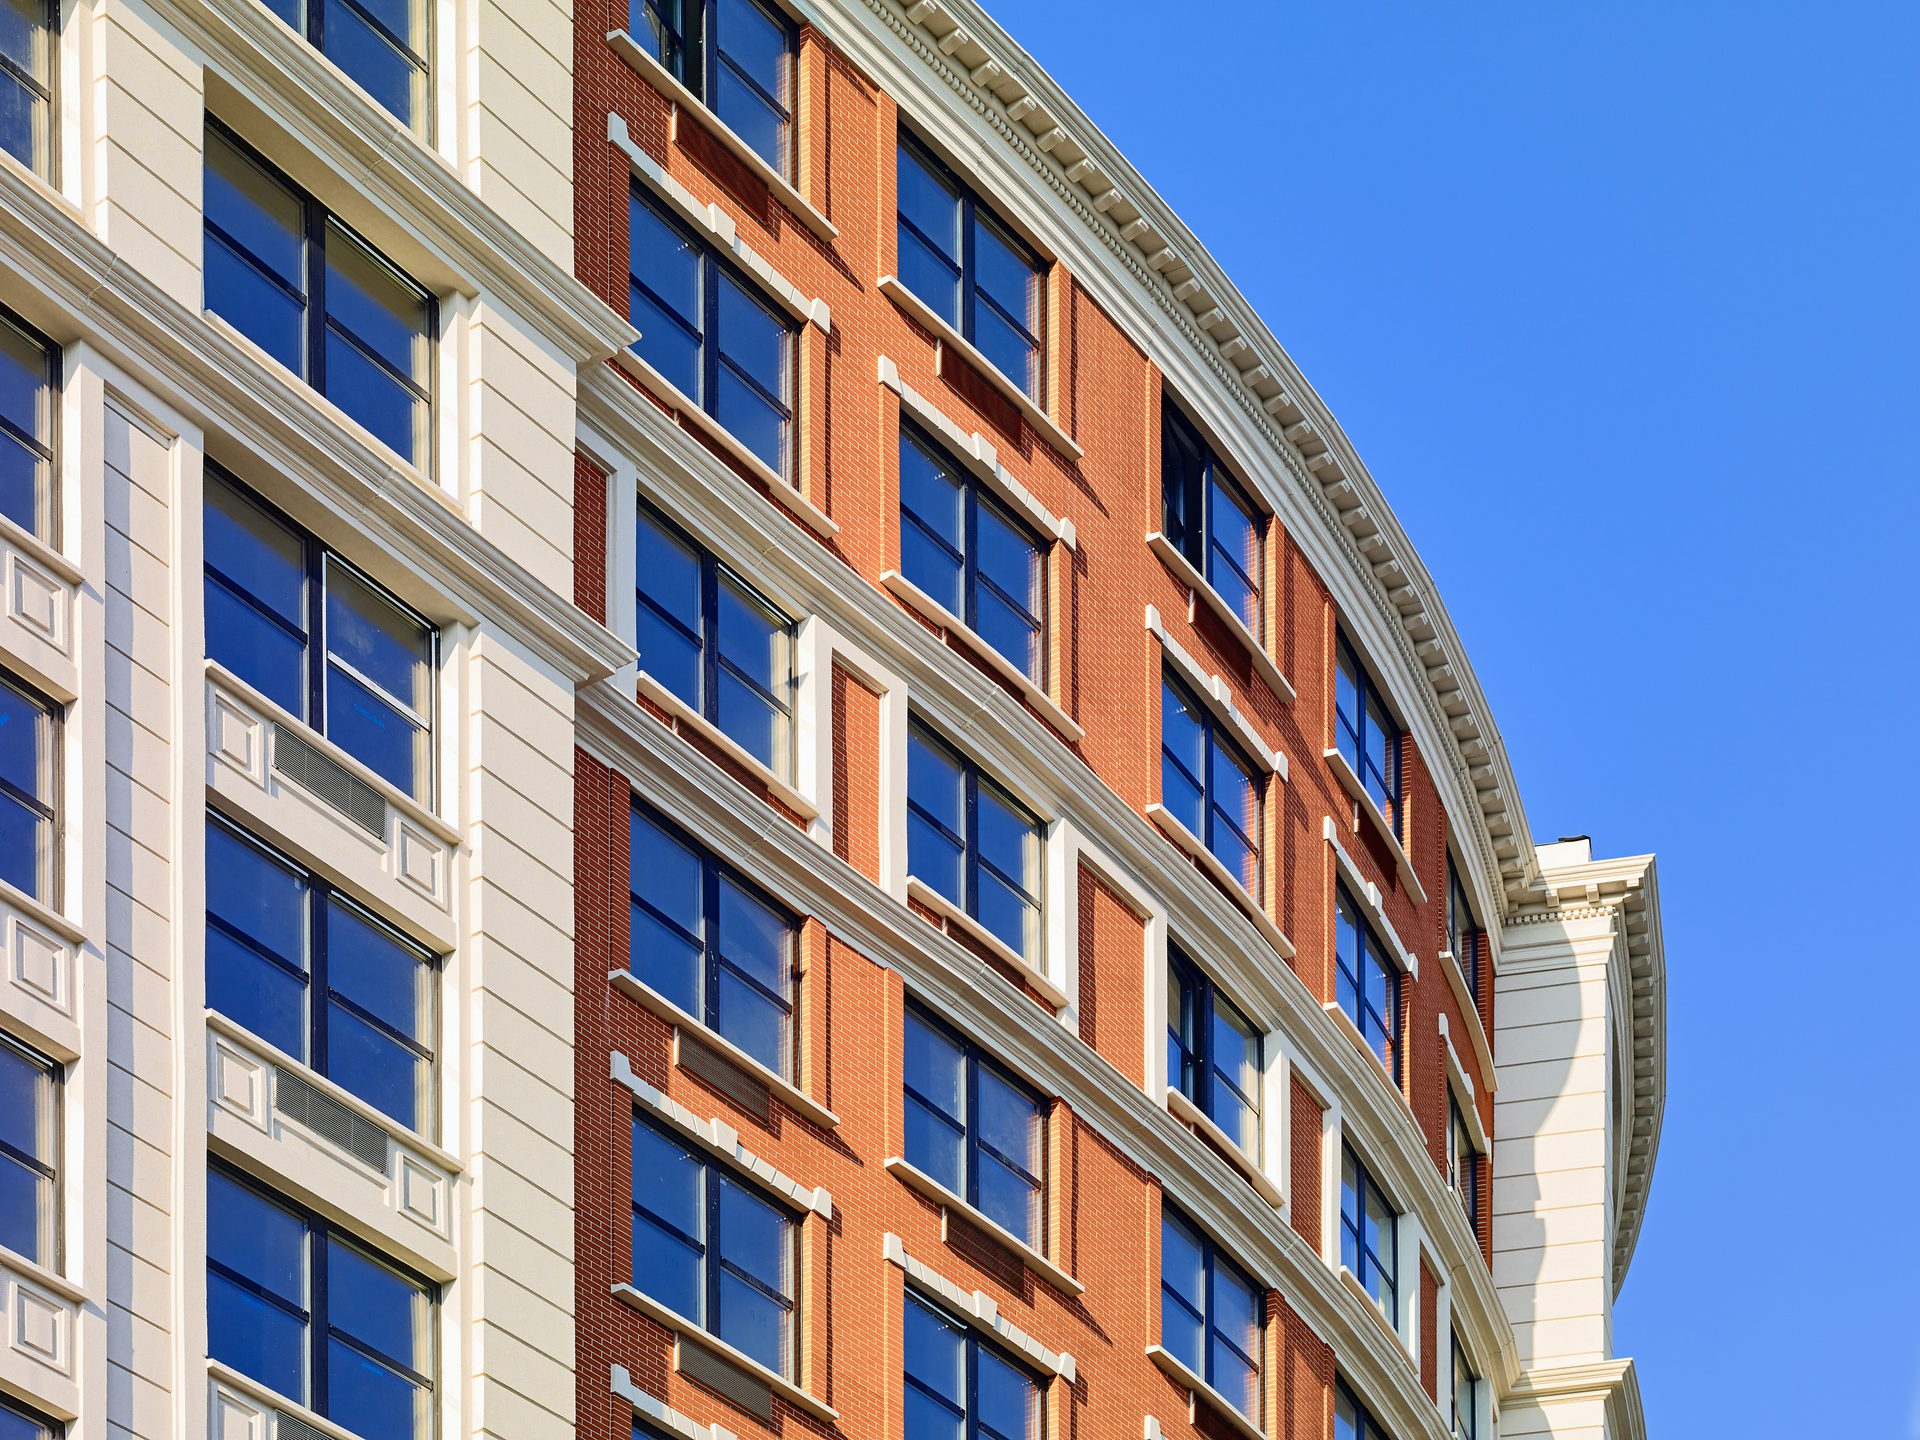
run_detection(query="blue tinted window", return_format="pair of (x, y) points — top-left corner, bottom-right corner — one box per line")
(0, 1393), (54, 1440)
(897, 136), (1042, 398)
(1160, 675), (1260, 895)
(904, 1291), (1038, 1440)
(906, 720), (1042, 960)
(1167, 946), (1261, 1158)
(898, 426), (1043, 682)
(1160, 400), (1263, 636)
(1334, 884), (1400, 1081)
(628, 803), (796, 1079)
(1161, 1207), (1261, 1421)
(204, 124), (434, 469)
(627, 0), (791, 173)
(0, 670), (54, 903)
(0, 0), (53, 179)
(206, 816), (437, 1132)
(902, 1007), (1040, 1245)
(1334, 631), (1402, 835)
(0, 309), (55, 539)
(260, 0), (427, 130)
(630, 1113), (794, 1374)
(208, 1167), (434, 1436)
(0, 1034), (55, 1267)
(1341, 1145), (1400, 1327)
(627, 187), (794, 475)
(1451, 1335), (1481, 1440)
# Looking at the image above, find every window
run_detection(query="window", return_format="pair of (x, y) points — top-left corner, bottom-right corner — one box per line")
(0, 0), (53, 179)
(1334, 884), (1400, 1080)
(0, 1033), (56, 1266)
(204, 122), (435, 468)
(205, 467), (437, 801)
(0, 306), (55, 540)
(1161, 402), (1262, 635)
(902, 1006), (1041, 1245)
(1334, 631), (1401, 834)
(1166, 945), (1260, 1156)
(637, 499), (796, 776)
(206, 815), (438, 1133)
(0, 1393), (55, 1440)
(629, 0), (793, 173)
(906, 720), (1042, 960)
(264, 0), (427, 131)
(0, 668), (55, 903)
(208, 1166), (435, 1439)
(904, 1290), (1038, 1440)
(628, 802), (796, 1076)
(1336, 1382), (1393, 1440)
(1160, 1206), (1261, 1420)
(628, 185), (794, 476)
(1161, 674), (1260, 893)
(896, 134), (1042, 397)
(1445, 855), (1482, 1005)
(899, 424), (1044, 681)
(630, 1112), (795, 1375)
(1450, 1333), (1480, 1440)
(1447, 1094), (1480, 1231)
(1340, 1145), (1399, 1327)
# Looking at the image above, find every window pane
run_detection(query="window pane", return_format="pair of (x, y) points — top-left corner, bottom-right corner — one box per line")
(630, 899), (702, 1016)
(716, 576), (787, 701)
(978, 1347), (1036, 1440)
(206, 474), (307, 630)
(973, 219), (1036, 336)
(206, 131), (305, 292)
(976, 503), (1038, 614)
(631, 810), (704, 938)
(206, 928), (307, 1059)
(0, 678), (45, 806)
(897, 145), (960, 268)
(205, 245), (306, 376)
(975, 1151), (1035, 1242)
(897, 228), (962, 326)
(1160, 1214), (1204, 1316)
(209, 1268), (308, 1402)
(970, 303), (1037, 397)
(326, 900), (427, 1037)
(326, 228), (428, 382)
(714, 363), (787, 474)
(717, 876), (787, 995)
(714, 65), (784, 173)
(0, 0), (49, 87)
(904, 1012), (963, 1118)
(905, 1093), (963, 1195)
(717, 1269), (787, 1373)
(209, 1171), (309, 1300)
(903, 1294), (965, 1403)
(635, 0), (689, 76)
(327, 1001), (424, 1130)
(715, 668), (784, 773)
(974, 867), (1034, 959)
(907, 729), (963, 836)
(323, 0), (422, 128)
(632, 1210), (703, 1321)
(973, 587), (1039, 679)
(203, 594), (304, 713)
(0, 1040), (47, 1165)
(328, 1238), (428, 1370)
(325, 565), (431, 718)
(718, 274), (786, 399)
(325, 327), (426, 464)
(0, 65), (44, 177)
(0, 1151), (48, 1266)
(630, 194), (703, 333)
(630, 286), (703, 398)
(326, 1338), (427, 1440)
(325, 663), (428, 797)
(0, 317), (50, 536)
(0, 428), (44, 542)
(718, 1177), (786, 1290)
(977, 784), (1035, 893)
(1213, 1262), (1258, 1359)
(632, 1120), (702, 1239)
(716, 0), (785, 100)
(977, 1064), (1036, 1170)
(714, 967), (786, 1073)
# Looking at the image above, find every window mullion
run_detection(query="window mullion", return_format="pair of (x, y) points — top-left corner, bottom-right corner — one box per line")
(700, 555), (718, 725)
(701, 254), (718, 412)
(306, 201), (326, 392)
(309, 880), (328, 1077)
(308, 543), (325, 731)
(702, 858), (721, 1032)
(310, 1223), (327, 1415)
(705, 1156), (720, 1335)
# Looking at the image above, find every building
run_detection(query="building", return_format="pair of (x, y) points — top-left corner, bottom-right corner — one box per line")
(0, 2), (1666, 1440)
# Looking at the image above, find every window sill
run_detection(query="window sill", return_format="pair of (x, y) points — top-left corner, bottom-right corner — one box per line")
(1144, 531), (1295, 704)
(1163, 1087), (1283, 1209)
(609, 347), (837, 539)
(1144, 1344), (1264, 1440)
(1145, 603), (1283, 776)
(607, 969), (840, 1130)
(1320, 1001), (1415, 1127)
(1436, 948), (1496, 1087)
(1322, 747), (1428, 906)
(605, 28), (838, 244)
(206, 659), (461, 847)
(0, 1239), (84, 1307)
(208, 1360), (362, 1440)
(0, 508), (82, 587)
(610, 1282), (839, 1424)
(903, 875), (1067, 1008)
(1144, 804), (1294, 960)
(0, 870), (83, 947)
(1323, 819), (1416, 978)
(634, 670), (818, 820)
(205, 1008), (461, 1171)
(1437, 1025), (1491, 1154)
(879, 571), (1084, 743)
(1337, 1266), (1406, 1352)
(883, 1155), (1083, 1297)
(876, 274), (1084, 462)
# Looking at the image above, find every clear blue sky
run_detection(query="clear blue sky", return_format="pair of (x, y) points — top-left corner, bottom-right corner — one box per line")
(1002, 3), (1918, 1434)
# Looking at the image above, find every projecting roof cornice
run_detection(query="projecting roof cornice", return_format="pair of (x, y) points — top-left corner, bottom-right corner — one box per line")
(832, 0), (1539, 914)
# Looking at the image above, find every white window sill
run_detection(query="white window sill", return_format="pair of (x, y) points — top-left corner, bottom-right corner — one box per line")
(634, 670), (818, 820)
(1320, 1001), (1417, 1128)
(1163, 1086), (1282, 1209)
(1143, 1344), (1264, 1440)
(1436, 948), (1495, 1087)
(0, 1238), (84, 1307)
(607, 969), (840, 1129)
(1322, 746), (1428, 906)
(609, 347), (838, 539)
(610, 1283), (838, 1424)
(1143, 531), (1294, 704)
(0, 508), (82, 587)
(208, 1360), (363, 1440)
(1437, 1023), (1491, 1154)
(876, 274), (1083, 461)
(207, 659), (460, 846)
(0, 870), (83, 947)
(1144, 803), (1294, 959)
(880, 571), (1084, 743)
(605, 29), (838, 244)
(1323, 818), (1417, 978)
(903, 875), (1066, 1008)
(883, 1155), (1084, 1297)
(1337, 1265), (1406, 1352)
(1146, 603), (1284, 776)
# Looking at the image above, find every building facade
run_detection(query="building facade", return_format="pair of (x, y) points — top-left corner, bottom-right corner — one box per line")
(0, 2), (1665, 1440)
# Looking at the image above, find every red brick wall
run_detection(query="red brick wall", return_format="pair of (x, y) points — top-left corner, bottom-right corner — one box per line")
(1420, 1264), (1439, 1400)
(1290, 1077), (1323, 1251)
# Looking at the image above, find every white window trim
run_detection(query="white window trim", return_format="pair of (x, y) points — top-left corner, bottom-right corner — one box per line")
(882, 1154), (1083, 1296)
(1143, 1342), (1264, 1440)
(883, 1232), (1078, 1382)
(1145, 803), (1294, 959)
(1148, 603), (1285, 776)
(611, 1281), (838, 1423)
(1322, 745), (1427, 905)
(904, 874), (1064, 1005)
(1325, 817), (1417, 977)
(1142, 530), (1294, 704)
(634, 669), (819, 821)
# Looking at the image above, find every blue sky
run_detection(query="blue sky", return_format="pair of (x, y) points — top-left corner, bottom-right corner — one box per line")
(1003, 3), (1918, 1433)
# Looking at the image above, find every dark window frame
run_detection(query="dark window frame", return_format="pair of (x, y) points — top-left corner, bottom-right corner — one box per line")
(635, 496), (797, 777)
(1450, 1332), (1481, 1440)
(0, 1030), (60, 1270)
(1334, 629), (1403, 836)
(898, 421), (1046, 682)
(206, 812), (440, 1135)
(895, 129), (1045, 398)
(626, 183), (796, 476)
(1340, 1144), (1400, 1328)
(1445, 854), (1483, 1007)
(273, 0), (431, 133)
(1160, 399), (1264, 637)
(1160, 671), (1262, 891)
(630, 0), (796, 175)
(1166, 944), (1261, 1156)
(0, 666), (58, 906)
(0, 1389), (58, 1440)
(906, 718), (1044, 957)
(903, 1287), (1042, 1440)
(204, 465), (440, 804)
(1160, 1204), (1263, 1419)
(1338, 1380), (1394, 1440)
(627, 799), (800, 1076)
(0, 304), (59, 543)
(207, 1161), (437, 1434)
(203, 120), (437, 470)
(1446, 1092), (1481, 1232)
(902, 1003), (1044, 1245)
(0, 0), (57, 183)
(1334, 882), (1401, 1082)
(629, 1109), (798, 1375)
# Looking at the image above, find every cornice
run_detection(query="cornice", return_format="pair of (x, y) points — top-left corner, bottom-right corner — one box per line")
(0, 169), (631, 686)
(159, 0), (634, 365)
(1506, 1357), (1646, 1440)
